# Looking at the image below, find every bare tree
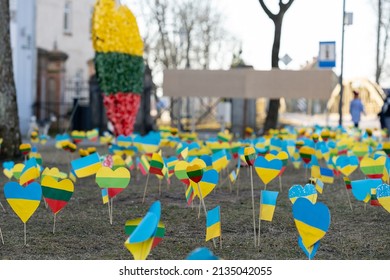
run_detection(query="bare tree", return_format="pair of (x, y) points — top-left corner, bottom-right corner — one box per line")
(375, 0), (390, 85)
(143, 0), (236, 75)
(0, 0), (21, 159)
(258, 0), (294, 132)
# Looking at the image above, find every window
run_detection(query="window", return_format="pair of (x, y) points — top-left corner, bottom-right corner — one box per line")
(63, 1), (72, 35)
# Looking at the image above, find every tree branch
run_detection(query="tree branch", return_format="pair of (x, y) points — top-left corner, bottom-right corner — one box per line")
(258, 0), (276, 20)
(280, 0), (295, 12)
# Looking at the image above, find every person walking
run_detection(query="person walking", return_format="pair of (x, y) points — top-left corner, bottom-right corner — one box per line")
(379, 93), (390, 137)
(349, 90), (365, 128)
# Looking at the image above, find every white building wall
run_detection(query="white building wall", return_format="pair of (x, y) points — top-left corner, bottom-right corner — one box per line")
(36, 0), (96, 83)
(10, 0), (37, 136)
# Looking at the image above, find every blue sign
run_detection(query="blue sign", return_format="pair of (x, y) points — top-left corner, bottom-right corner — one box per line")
(318, 41), (336, 68)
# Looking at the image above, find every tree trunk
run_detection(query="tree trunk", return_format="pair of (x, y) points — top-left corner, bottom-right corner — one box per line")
(263, 16), (283, 132)
(376, 0), (382, 84)
(0, 0), (22, 159)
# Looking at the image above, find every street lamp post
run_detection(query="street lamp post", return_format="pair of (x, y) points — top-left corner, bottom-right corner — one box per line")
(339, 0), (346, 126)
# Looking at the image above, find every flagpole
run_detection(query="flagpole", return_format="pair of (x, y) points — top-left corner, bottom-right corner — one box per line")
(344, 186), (353, 211)
(110, 197), (114, 225)
(0, 226), (4, 245)
(250, 166), (257, 247)
(258, 193), (262, 247)
(142, 173), (150, 204)
(279, 176), (282, 192)
(0, 201), (5, 213)
(53, 213), (56, 234)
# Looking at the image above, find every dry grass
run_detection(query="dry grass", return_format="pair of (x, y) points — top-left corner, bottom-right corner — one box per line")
(1, 143), (390, 260)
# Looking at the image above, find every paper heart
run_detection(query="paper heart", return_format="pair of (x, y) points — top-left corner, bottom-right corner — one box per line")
(42, 167), (61, 180)
(266, 151), (289, 175)
(96, 166), (131, 188)
(351, 179), (382, 202)
(86, 129), (99, 142)
(55, 133), (71, 148)
(174, 161), (190, 186)
(336, 155), (359, 177)
(3, 161), (14, 170)
(254, 156), (283, 185)
(117, 135), (133, 147)
(352, 144), (369, 160)
(292, 197), (331, 248)
(12, 163), (25, 180)
(19, 158), (40, 186)
(41, 176), (74, 214)
(3, 169), (13, 179)
(360, 156), (385, 178)
(299, 146), (315, 164)
(4, 181), (42, 223)
(19, 143), (31, 155)
(186, 164), (203, 183)
(376, 183), (390, 212)
(244, 146), (256, 166)
(191, 169), (218, 198)
(298, 236), (320, 260)
(288, 184), (317, 204)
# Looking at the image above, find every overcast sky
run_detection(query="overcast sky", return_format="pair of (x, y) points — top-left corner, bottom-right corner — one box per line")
(122, 0), (385, 86)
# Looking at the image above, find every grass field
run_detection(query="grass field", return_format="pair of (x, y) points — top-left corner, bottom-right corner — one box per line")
(1, 143), (390, 260)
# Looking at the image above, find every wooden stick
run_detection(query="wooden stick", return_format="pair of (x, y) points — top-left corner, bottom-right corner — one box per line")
(264, 184), (267, 191)
(0, 201), (5, 213)
(158, 179), (162, 197)
(0, 226), (4, 245)
(196, 182), (208, 217)
(24, 222), (27, 246)
(345, 187), (353, 211)
(219, 234), (222, 249)
(236, 171), (240, 197)
(53, 213), (56, 234)
(198, 197), (202, 219)
(107, 195), (111, 223)
(142, 173), (150, 204)
(364, 203), (367, 211)
(279, 176), (283, 192)
(110, 198), (114, 225)
(228, 177), (232, 193)
(249, 166), (257, 247)
(258, 218), (261, 247)
(305, 166), (308, 179)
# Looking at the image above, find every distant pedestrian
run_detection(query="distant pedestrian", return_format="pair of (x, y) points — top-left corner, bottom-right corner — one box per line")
(379, 93), (390, 136)
(349, 90), (365, 128)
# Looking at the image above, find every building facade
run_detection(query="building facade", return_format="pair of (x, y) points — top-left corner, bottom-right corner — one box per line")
(11, 0), (96, 135)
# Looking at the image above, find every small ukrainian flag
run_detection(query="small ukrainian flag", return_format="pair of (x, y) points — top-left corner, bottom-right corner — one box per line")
(101, 188), (109, 204)
(206, 206), (221, 241)
(260, 190), (278, 222)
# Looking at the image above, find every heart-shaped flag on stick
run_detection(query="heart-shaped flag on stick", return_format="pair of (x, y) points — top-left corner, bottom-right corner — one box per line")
(244, 146), (256, 166)
(95, 167), (131, 189)
(4, 181), (42, 245)
(292, 197), (331, 249)
(254, 156), (283, 188)
(351, 179), (382, 203)
(96, 166), (131, 224)
(191, 169), (218, 218)
(12, 163), (25, 180)
(336, 155), (359, 177)
(186, 164), (208, 218)
(41, 176), (74, 233)
(288, 184), (317, 204)
(360, 156), (385, 179)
